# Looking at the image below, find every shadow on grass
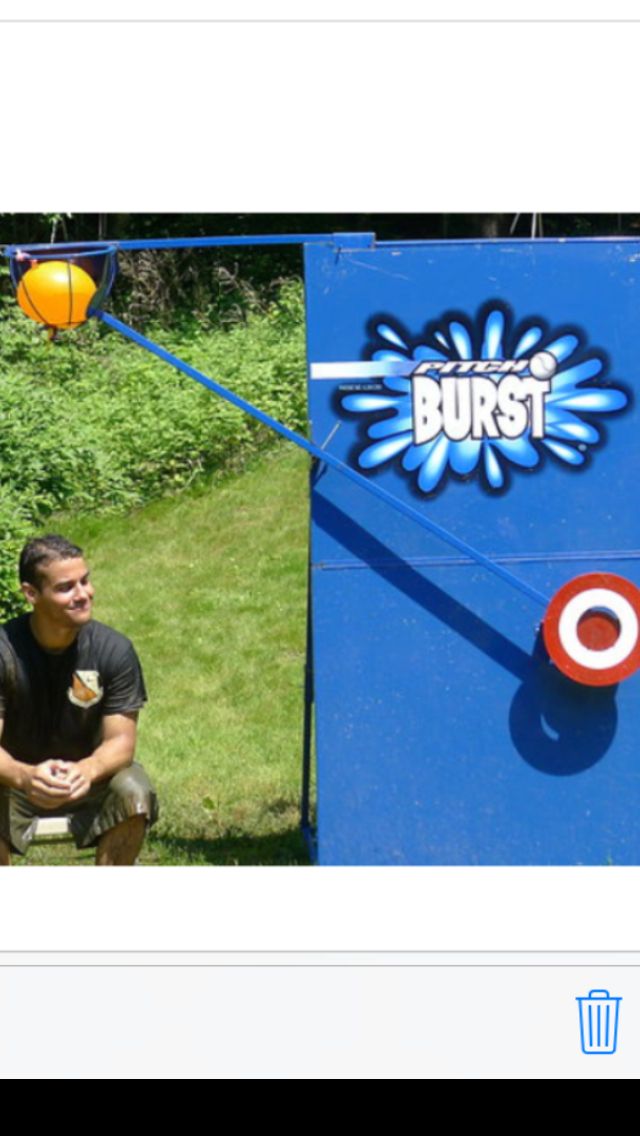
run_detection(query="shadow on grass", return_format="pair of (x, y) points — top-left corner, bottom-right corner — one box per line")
(146, 824), (312, 866)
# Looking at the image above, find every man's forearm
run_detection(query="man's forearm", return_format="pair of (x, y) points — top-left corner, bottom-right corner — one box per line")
(77, 736), (135, 785)
(0, 746), (30, 792)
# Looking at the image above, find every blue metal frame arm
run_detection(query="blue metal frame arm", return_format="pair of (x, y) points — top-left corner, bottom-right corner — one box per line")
(95, 310), (550, 610)
(2, 233), (375, 257)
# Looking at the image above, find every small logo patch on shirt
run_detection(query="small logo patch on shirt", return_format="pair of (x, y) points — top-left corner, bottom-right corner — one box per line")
(68, 670), (104, 708)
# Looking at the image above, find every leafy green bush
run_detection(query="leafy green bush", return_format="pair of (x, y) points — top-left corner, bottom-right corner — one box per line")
(0, 274), (307, 619)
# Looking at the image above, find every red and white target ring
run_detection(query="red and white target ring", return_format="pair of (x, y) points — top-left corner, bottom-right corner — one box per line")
(543, 573), (640, 686)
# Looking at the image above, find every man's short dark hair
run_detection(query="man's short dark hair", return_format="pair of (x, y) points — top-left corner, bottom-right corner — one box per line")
(19, 535), (84, 589)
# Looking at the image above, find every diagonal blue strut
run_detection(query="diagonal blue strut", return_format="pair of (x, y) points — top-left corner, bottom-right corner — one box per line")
(95, 310), (550, 610)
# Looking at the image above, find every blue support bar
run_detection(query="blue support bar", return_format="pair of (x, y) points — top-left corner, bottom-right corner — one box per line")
(95, 309), (550, 610)
(2, 233), (375, 257)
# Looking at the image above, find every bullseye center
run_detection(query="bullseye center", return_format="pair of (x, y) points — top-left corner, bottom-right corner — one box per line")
(577, 607), (621, 651)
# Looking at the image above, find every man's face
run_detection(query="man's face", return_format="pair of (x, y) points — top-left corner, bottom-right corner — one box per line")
(23, 557), (95, 629)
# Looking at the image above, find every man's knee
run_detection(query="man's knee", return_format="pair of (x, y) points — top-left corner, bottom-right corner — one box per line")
(0, 836), (12, 866)
(108, 764), (157, 820)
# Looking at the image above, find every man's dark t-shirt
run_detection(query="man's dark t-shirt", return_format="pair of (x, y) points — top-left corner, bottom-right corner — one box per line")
(0, 616), (147, 765)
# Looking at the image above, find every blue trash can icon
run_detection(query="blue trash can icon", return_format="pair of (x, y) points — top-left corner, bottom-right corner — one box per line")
(576, 990), (621, 1054)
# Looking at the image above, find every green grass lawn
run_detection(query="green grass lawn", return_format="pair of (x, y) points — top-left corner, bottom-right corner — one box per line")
(19, 446), (313, 866)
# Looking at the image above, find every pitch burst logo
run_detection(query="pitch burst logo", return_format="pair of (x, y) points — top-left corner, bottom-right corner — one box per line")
(312, 304), (629, 495)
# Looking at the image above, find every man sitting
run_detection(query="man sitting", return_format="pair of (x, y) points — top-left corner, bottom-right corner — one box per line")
(0, 535), (158, 865)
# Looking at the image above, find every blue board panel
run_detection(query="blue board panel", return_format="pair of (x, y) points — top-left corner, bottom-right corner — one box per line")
(304, 238), (640, 865)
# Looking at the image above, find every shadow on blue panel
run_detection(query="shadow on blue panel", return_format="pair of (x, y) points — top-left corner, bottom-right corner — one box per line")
(314, 493), (617, 780)
(314, 494), (532, 679)
(510, 637), (617, 776)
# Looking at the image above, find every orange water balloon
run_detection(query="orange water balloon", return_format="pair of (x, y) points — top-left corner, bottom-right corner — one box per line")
(16, 260), (97, 330)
